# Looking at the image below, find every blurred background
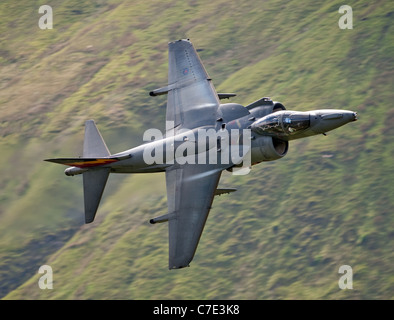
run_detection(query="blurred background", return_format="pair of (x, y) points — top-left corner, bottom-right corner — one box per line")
(0, 0), (392, 299)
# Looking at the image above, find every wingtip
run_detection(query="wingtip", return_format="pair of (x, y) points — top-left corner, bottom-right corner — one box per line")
(169, 252), (194, 270)
(169, 264), (190, 270)
(85, 218), (95, 224)
(168, 38), (192, 45)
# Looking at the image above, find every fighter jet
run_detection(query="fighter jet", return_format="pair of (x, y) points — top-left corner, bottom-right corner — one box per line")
(45, 39), (357, 269)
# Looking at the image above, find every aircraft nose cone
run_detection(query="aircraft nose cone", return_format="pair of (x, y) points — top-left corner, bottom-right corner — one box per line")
(310, 109), (357, 134)
(342, 110), (358, 123)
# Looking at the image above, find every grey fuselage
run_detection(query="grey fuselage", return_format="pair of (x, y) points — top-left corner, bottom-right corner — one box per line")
(93, 100), (357, 175)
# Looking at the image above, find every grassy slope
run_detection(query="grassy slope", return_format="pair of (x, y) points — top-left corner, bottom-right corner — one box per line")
(0, 0), (393, 299)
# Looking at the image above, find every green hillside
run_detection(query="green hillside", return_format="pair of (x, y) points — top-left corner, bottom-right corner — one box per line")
(1, 0), (393, 299)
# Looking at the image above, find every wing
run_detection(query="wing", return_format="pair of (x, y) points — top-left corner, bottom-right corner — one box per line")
(165, 39), (220, 132)
(161, 40), (233, 268)
(166, 164), (222, 269)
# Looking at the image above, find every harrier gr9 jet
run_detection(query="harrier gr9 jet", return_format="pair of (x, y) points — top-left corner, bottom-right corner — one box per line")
(46, 39), (357, 269)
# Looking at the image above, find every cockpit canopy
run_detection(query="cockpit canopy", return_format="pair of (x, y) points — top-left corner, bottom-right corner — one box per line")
(251, 111), (310, 136)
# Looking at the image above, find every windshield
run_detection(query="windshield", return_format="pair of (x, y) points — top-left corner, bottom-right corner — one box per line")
(253, 114), (282, 134)
(252, 111), (310, 136)
(283, 113), (310, 133)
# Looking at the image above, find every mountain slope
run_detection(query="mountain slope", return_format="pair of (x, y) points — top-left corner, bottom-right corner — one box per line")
(0, 0), (393, 299)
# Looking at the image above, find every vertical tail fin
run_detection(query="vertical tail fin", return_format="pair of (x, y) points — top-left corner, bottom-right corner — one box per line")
(83, 120), (110, 157)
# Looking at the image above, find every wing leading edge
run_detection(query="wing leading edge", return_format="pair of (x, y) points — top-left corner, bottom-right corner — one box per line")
(165, 39), (220, 133)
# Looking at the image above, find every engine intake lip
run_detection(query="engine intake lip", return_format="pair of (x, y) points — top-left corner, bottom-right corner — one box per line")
(272, 137), (288, 156)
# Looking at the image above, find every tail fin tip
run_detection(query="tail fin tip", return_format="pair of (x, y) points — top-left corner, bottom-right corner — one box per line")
(83, 120), (110, 158)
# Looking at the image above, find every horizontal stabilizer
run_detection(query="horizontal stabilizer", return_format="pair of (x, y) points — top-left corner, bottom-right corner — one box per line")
(44, 155), (131, 168)
(214, 188), (237, 196)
